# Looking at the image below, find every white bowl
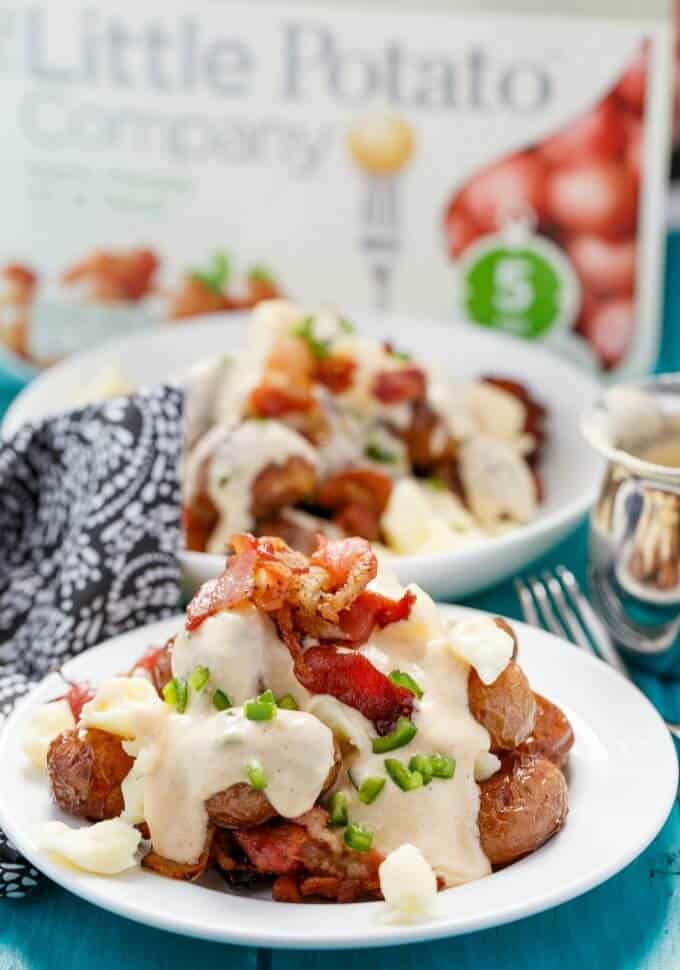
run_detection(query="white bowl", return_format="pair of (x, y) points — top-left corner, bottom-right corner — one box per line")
(2, 311), (602, 599)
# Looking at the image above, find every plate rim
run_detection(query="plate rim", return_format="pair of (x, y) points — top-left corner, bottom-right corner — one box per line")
(0, 607), (676, 950)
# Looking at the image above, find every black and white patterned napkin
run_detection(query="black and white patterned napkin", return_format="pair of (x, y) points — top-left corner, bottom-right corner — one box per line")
(0, 384), (184, 898)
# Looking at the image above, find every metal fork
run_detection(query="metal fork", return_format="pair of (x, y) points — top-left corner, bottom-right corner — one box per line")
(360, 175), (400, 311)
(516, 565), (680, 740)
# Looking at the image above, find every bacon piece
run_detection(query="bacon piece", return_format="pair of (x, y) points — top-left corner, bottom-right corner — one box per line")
(130, 642), (173, 694)
(185, 533), (417, 728)
(185, 546), (257, 631)
(233, 811), (383, 902)
(294, 647), (413, 734)
(249, 384), (313, 418)
(309, 535), (377, 591)
(57, 682), (96, 721)
(337, 590), (416, 644)
(372, 366), (427, 404)
(233, 822), (308, 875)
(272, 875), (302, 902)
(315, 355), (356, 393)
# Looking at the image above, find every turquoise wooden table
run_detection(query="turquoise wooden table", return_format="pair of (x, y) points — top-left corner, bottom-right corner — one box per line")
(1, 241), (679, 970)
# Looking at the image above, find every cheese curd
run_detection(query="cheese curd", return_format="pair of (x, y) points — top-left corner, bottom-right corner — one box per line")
(80, 676), (166, 740)
(37, 819), (141, 875)
(447, 616), (514, 685)
(22, 699), (75, 771)
(381, 479), (484, 555)
(379, 843), (438, 922)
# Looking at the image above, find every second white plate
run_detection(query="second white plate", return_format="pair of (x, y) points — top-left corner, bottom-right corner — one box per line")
(2, 312), (603, 600)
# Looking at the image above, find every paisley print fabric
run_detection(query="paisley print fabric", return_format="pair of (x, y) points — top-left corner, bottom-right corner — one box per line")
(0, 384), (184, 898)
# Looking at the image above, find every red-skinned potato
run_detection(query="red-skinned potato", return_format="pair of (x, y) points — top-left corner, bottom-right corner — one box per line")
(546, 160), (638, 237)
(479, 753), (568, 867)
(468, 661), (536, 752)
(624, 116), (643, 182)
(613, 46), (648, 118)
(566, 235), (636, 298)
(443, 206), (483, 259)
(540, 98), (626, 168)
(456, 153), (548, 233)
(47, 729), (133, 822)
(517, 694), (574, 768)
(582, 297), (635, 369)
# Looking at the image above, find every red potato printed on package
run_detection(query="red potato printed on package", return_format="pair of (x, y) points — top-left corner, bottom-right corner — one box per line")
(0, 0), (673, 384)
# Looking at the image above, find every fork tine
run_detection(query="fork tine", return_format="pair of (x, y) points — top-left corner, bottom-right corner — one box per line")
(528, 575), (566, 639)
(541, 570), (591, 652)
(514, 578), (540, 627)
(556, 566), (628, 674)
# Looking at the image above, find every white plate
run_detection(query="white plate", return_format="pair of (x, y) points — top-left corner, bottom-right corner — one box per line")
(0, 608), (676, 950)
(2, 312), (603, 599)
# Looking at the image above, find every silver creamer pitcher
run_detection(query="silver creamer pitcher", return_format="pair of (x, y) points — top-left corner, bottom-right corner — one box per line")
(583, 375), (680, 678)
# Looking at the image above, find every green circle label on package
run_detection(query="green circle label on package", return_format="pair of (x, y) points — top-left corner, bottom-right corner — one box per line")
(460, 234), (580, 340)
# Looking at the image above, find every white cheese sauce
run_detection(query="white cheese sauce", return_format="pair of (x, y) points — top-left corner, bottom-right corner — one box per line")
(172, 605), (307, 712)
(338, 578), (492, 887)
(144, 707), (335, 864)
(185, 419), (320, 554)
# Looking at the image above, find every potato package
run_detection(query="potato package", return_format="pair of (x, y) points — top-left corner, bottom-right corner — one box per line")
(0, 0), (672, 387)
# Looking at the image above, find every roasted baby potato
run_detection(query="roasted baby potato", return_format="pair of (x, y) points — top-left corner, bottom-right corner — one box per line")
(206, 748), (340, 829)
(478, 752), (568, 867)
(518, 693), (574, 768)
(47, 728), (134, 821)
(206, 783), (278, 829)
(468, 660), (536, 751)
(251, 456), (319, 519)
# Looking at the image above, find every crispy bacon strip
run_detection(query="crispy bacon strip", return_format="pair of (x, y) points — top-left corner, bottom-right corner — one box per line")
(57, 682), (96, 721)
(337, 589), (416, 644)
(249, 384), (314, 418)
(372, 366), (427, 404)
(130, 642), (173, 694)
(184, 533), (416, 730)
(231, 809), (383, 902)
(185, 546), (257, 630)
(315, 355), (356, 393)
(294, 647), (413, 734)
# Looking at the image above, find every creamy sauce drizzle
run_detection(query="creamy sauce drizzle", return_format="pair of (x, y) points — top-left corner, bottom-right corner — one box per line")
(144, 708), (334, 863)
(341, 575), (492, 886)
(185, 419), (320, 555)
